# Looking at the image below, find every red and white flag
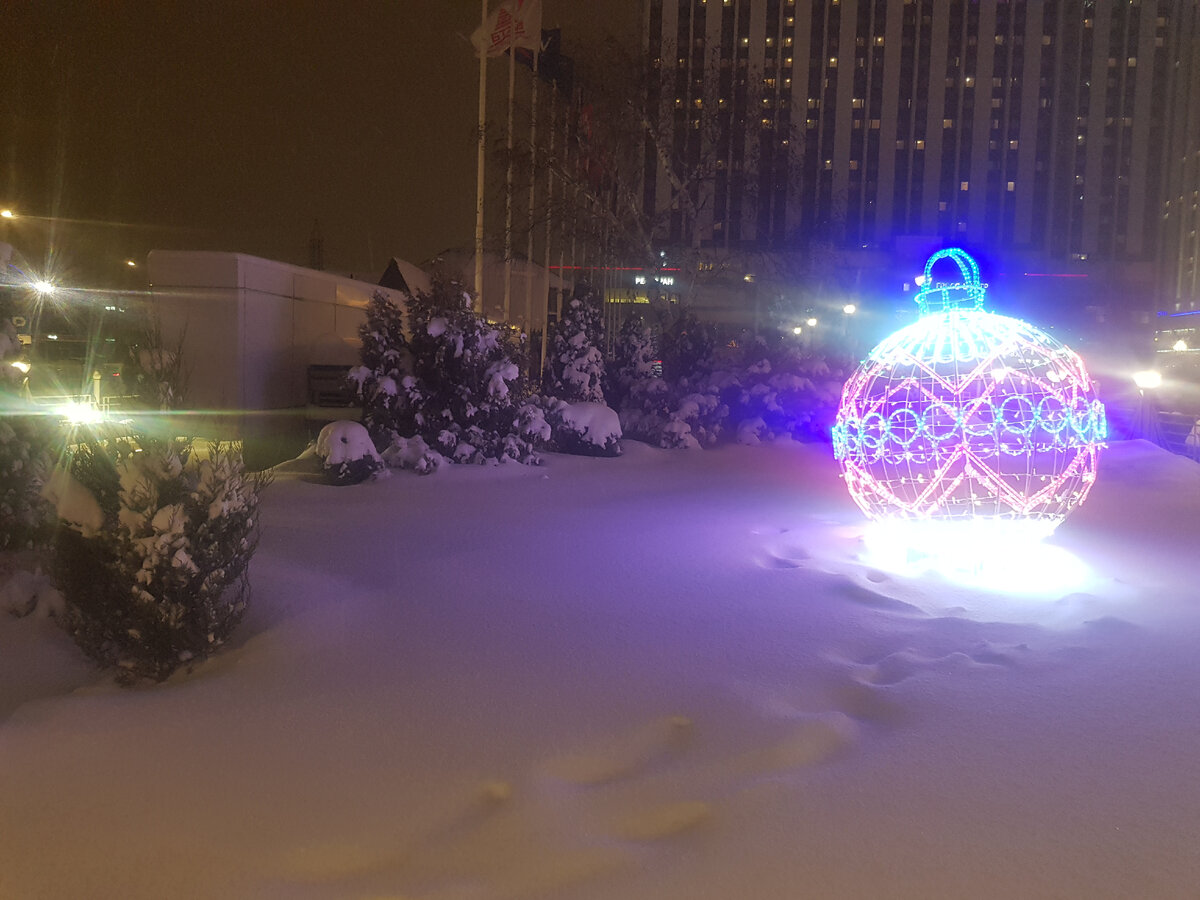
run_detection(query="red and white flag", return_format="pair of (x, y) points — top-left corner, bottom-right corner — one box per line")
(471, 0), (543, 57)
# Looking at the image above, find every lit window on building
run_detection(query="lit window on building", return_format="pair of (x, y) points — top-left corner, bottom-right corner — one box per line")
(960, 181), (969, 191)
(943, 118), (955, 128)
(829, 57), (838, 67)
(1007, 181), (1016, 191)
(1009, 139), (1019, 149)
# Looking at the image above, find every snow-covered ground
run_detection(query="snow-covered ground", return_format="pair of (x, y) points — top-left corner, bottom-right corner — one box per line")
(2, 437), (1199, 899)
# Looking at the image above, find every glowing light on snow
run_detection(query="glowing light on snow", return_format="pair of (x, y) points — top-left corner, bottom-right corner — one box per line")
(861, 519), (1092, 597)
(56, 400), (105, 426)
(832, 248), (1105, 537)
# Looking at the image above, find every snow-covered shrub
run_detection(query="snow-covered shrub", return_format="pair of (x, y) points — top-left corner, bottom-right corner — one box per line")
(0, 568), (64, 619)
(396, 274), (541, 466)
(0, 416), (56, 551)
(380, 434), (444, 475)
(315, 421), (384, 485)
(610, 313), (658, 412)
(54, 436), (267, 683)
(125, 318), (188, 412)
(546, 281), (607, 404)
(542, 398), (622, 457)
(349, 290), (408, 448)
(659, 311), (716, 385)
(614, 326), (847, 449)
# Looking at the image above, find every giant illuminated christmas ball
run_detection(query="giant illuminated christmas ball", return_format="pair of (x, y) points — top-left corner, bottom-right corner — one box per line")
(832, 248), (1106, 538)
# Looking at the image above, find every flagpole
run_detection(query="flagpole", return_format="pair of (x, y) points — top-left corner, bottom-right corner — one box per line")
(503, 38), (516, 323)
(524, 42), (538, 343)
(540, 77), (555, 382)
(474, 0), (488, 312)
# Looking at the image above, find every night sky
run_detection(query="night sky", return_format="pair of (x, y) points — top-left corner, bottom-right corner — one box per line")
(1, 1), (637, 290)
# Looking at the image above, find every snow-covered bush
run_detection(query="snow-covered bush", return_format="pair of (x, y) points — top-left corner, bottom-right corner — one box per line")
(0, 416), (56, 551)
(614, 326), (847, 449)
(54, 436), (267, 683)
(542, 399), (623, 457)
(395, 274), (541, 466)
(349, 290), (408, 449)
(546, 281), (607, 404)
(380, 434), (444, 475)
(125, 319), (188, 413)
(609, 313), (657, 412)
(315, 421), (384, 485)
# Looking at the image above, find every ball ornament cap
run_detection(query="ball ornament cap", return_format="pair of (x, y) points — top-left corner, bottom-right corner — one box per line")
(832, 248), (1105, 535)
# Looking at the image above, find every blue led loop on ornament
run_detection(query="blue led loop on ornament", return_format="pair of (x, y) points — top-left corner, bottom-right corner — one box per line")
(887, 408), (922, 447)
(1092, 400), (1108, 441)
(1037, 396), (1068, 434)
(999, 395), (1036, 437)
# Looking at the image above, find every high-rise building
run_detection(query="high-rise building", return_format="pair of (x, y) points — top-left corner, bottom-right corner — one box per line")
(641, 0), (1196, 330)
(1159, 0), (1200, 315)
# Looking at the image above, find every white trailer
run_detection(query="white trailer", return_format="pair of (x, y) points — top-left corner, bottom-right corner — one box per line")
(147, 250), (410, 465)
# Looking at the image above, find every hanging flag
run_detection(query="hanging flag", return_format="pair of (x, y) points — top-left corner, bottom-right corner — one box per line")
(514, 29), (574, 94)
(471, 0), (543, 58)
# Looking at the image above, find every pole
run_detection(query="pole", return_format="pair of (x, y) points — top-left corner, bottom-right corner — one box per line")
(503, 40), (516, 323)
(540, 86), (555, 382)
(474, 0), (488, 312)
(525, 42), (539, 338)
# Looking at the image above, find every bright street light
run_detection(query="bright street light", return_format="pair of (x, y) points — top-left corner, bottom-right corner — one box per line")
(0, 209), (14, 219)
(843, 303), (857, 315)
(1132, 370), (1162, 390)
(31, 279), (56, 295)
(792, 325), (803, 336)
(806, 317), (818, 327)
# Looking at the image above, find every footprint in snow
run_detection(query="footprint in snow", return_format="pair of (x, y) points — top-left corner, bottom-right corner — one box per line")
(615, 801), (712, 842)
(860, 645), (1020, 686)
(543, 715), (694, 786)
(738, 713), (857, 774)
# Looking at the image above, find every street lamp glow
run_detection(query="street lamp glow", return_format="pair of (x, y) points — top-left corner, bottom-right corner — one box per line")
(0, 209), (14, 219)
(1132, 370), (1162, 390)
(1173, 339), (1188, 352)
(31, 279), (56, 295)
(125, 259), (137, 268)
(792, 325), (803, 335)
(806, 317), (818, 327)
(843, 303), (857, 315)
